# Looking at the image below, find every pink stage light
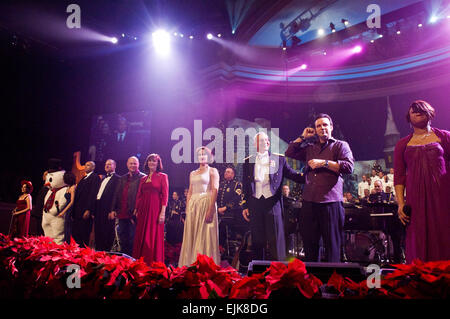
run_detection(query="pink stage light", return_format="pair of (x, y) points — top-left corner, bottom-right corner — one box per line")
(352, 45), (362, 54)
(300, 64), (307, 70)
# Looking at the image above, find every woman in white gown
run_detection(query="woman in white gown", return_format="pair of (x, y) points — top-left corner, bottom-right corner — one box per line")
(178, 146), (221, 267)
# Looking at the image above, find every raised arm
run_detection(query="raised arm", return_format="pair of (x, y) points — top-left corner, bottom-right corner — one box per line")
(285, 142), (307, 161)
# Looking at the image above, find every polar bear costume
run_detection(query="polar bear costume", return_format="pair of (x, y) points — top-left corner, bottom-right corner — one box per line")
(42, 170), (68, 244)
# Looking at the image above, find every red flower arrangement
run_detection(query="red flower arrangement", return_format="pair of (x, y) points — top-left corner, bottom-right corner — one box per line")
(0, 234), (449, 299)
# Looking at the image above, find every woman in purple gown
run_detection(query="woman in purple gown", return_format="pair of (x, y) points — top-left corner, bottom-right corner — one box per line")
(394, 100), (450, 263)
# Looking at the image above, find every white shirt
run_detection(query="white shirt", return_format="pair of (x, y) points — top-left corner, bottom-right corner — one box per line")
(254, 152), (273, 199)
(84, 171), (93, 180)
(387, 173), (394, 182)
(358, 181), (370, 198)
(371, 176), (382, 184)
(97, 173), (113, 200)
(117, 132), (126, 142)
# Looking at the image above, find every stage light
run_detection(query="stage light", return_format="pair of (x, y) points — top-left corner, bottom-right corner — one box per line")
(300, 64), (307, 70)
(217, 33), (222, 38)
(134, 37), (138, 40)
(282, 46), (287, 51)
(111, 37), (118, 44)
(207, 33), (213, 40)
(152, 29), (171, 56)
(180, 33), (184, 38)
(173, 32), (178, 36)
(341, 19), (349, 26)
(430, 16), (438, 23)
(379, 34), (383, 38)
(318, 28), (325, 36)
(352, 45), (362, 53)
(329, 22), (336, 32)
(418, 23), (423, 27)
(396, 30), (401, 35)
(232, 29), (235, 34)
(189, 35), (194, 39)
(323, 51), (327, 55)
(121, 33), (125, 38)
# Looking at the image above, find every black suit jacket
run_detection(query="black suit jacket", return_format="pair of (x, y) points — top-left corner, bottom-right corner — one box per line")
(94, 173), (120, 217)
(72, 173), (101, 220)
(242, 153), (305, 213)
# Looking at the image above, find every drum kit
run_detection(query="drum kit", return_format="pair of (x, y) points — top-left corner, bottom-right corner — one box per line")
(343, 202), (399, 264)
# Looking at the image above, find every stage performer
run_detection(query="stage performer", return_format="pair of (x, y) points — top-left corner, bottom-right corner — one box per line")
(286, 114), (354, 262)
(179, 147), (220, 267)
(110, 156), (145, 256)
(133, 154), (168, 264)
(9, 180), (33, 237)
(394, 100), (450, 263)
(94, 159), (120, 251)
(242, 132), (305, 261)
(72, 161), (100, 247)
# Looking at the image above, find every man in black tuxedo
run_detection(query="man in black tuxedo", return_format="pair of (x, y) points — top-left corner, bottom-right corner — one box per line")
(94, 159), (120, 251)
(242, 132), (305, 261)
(72, 161), (100, 247)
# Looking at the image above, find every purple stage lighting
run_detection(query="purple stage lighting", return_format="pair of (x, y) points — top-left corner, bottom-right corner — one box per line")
(300, 64), (307, 70)
(207, 33), (213, 40)
(430, 16), (438, 23)
(110, 37), (118, 44)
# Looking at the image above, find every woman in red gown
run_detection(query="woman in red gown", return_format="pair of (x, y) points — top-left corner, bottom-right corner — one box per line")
(9, 180), (33, 237)
(394, 100), (450, 263)
(132, 154), (169, 264)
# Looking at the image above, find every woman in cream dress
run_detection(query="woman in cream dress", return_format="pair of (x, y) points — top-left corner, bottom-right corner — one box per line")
(178, 147), (220, 267)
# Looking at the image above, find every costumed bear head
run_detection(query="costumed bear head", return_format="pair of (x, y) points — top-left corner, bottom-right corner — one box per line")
(44, 170), (68, 215)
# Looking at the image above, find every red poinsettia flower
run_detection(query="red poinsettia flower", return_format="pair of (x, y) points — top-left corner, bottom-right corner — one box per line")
(265, 258), (322, 299)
